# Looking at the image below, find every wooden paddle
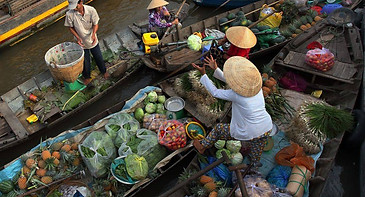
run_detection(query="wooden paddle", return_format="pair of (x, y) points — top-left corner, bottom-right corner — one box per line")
(219, 0), (281, 27)
(161, 0), (187, 40)
(211, 0), (233, 13)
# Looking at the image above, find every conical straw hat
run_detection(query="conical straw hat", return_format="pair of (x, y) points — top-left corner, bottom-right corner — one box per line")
(223, 56), (262, 97)
(147, 0), (169, 10)
(226, 26), (257, 49)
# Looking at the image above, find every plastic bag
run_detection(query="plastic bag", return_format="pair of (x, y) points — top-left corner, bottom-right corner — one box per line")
(79, 131), (116, 178)
(118, 143), (133, 157)
(136, 129), (159, 155)
(105, 113), (140, 147)
(199, 156), (232, 186)
(125, 154), (149, 180)
(158, 120), (187, 150)
(235, 175), (274, 197)
(187, 34), (202, 51)
(275, 143), (315, 173)
(305, 48), (335, 71)
(143, 114), (167, 132)
(258, 5), (282, 28)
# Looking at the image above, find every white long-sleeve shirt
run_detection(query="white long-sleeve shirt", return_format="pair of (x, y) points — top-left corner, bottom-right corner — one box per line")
(200, 68), (272, 140)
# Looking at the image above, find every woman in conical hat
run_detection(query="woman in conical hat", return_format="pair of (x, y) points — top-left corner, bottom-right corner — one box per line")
(191, 55), (272, 167)
(218, 26), (257, 59)
(147, 0), (179, 37)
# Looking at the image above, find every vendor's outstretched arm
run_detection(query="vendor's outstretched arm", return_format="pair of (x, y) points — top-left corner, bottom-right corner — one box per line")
(204, 55), (226, 82)
(200, 75), (233, 101)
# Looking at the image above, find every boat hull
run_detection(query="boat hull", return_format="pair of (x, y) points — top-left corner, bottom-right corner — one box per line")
(193, 0), (259, 9)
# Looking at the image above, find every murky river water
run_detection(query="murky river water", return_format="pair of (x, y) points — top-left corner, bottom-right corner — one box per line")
(0, 0), (361, 195)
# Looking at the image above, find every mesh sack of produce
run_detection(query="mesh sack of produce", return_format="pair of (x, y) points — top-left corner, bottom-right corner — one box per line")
(105, 113), (140, 148)
(305, 48), (335, 71)
(158, 120), (187, 150)
(142, 114), (167, 132)
(79, 131), (116, 177)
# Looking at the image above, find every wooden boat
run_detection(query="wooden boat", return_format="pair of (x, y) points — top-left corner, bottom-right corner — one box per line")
(0, 26), (143, 152)
(140, 0), (361, 73)
(193, 0), (259, 9)
(0, 86), (199, 197)
(141, 0), (290, 73)
(268, 14), (363, 196)
(0, 0), (95, 48)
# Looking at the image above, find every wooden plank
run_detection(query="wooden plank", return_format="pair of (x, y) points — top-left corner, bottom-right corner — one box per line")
(347, 27), (363, 62)
(0, 102), (28, 139)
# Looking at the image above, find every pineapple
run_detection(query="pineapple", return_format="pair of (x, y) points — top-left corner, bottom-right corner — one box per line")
(293, 20), (302, 29)
(178, 168), (197, 183)
(51, 141), (63, 151)
(308, 9), (318, 19)
(280, 30), (292, 38)
(218, 187), (230, 197)
(41, 176), (53, 184)
(60, 149), (76, 163)
(288, 24), (297, 33)
(191, 185), (208, 197)
(44, 157), (56, 170)
(306, 15), (313, 23)
(300, 16), (308, 25)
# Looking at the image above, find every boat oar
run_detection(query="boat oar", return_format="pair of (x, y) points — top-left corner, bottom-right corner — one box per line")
(247, 11), (276, 29)
(161, 0), (187, 40)
(211, 0), (233, 14)
(159, 151), (231, 197)
(219, 0), (281, 27)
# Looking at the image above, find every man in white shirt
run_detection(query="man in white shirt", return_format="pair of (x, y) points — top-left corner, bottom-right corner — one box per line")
(192, 55), (272, 166)
(64, 0), (109, 85)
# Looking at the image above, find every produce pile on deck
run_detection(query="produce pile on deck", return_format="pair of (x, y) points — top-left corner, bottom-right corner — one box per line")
(23, 49), (137, 123)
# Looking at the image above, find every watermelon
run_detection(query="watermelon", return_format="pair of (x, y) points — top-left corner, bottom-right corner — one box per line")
(0, 180), (14, 194)
(236, 11), (245, 16)
(219, 17), (229, 25)
(227, 13), (236, 20)
(273, 36), (286, 43)
(240, 19), (249, 26)
(6, 191), (17, 197)
(230, 20), (241, 27)
(221, 25), (229, 32)
(257, 25), (270, 31)
(251, 28), (259, 34)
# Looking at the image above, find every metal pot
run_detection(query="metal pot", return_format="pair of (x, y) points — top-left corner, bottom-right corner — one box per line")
(164, 97), (185, 120)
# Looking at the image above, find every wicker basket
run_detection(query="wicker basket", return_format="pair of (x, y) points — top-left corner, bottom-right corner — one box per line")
(46, 180), (94, 197)
(45, 42), (84, 83)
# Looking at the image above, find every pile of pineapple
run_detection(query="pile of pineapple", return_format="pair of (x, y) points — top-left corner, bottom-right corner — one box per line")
(280, 9), (323, 38)
(15, 140), (82, 193)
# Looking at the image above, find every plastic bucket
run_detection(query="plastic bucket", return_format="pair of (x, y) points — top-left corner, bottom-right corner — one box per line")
(45, 42), (84, 83)
(321, 4), (343, 15)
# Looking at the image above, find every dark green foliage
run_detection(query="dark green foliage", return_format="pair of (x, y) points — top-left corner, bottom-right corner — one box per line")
(304, 103), (354, 138)
(181, 73), (193, 91)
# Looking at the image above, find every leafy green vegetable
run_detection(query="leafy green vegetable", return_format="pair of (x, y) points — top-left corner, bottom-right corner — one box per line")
(115, 163), (129, 181)
(125, 154), (149, 180)
(126, 136), (143, 153)
(81, 145), (95, 158)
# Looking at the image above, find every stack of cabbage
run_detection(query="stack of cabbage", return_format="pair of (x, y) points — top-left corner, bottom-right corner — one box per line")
(215, 140), (243, 165)
(134, 91), (166, 122)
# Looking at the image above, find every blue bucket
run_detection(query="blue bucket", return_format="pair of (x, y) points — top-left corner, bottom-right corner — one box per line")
(321, 4), (343, 14)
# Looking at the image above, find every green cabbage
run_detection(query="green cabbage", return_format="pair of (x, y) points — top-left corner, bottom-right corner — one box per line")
(214, 140), (226, 150)
(216, 149), (231, 159)
(125, 154), (149, 180)
(135, 108), (144, 121)
(147, 91), (158, 103)
(145, 103), (156, 113)
(226, 140), (241, 153)
(231, 152), (243, 165)
(158, 95), (166, 103)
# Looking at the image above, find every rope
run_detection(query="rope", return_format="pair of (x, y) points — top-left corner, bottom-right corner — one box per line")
(287, 165), (308, 195)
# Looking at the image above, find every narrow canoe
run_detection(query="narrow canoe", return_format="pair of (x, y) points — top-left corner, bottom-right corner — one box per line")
(193, 0), (260, 9)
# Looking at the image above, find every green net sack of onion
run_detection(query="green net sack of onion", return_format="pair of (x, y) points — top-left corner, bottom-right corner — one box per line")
(158, 120), (187, 150)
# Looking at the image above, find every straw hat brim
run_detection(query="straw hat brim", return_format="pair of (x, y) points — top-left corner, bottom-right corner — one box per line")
(226, 26), (257, 49)
(223, 56), (262, 97)
(147, 0), (169, 10)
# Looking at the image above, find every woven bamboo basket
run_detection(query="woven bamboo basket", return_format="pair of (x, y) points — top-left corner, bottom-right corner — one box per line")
(45, 42), (84, 83)
(46, 180), (94, 197)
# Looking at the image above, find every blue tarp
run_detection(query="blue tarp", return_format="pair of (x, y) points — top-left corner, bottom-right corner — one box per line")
(0, 86), (161, 184)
